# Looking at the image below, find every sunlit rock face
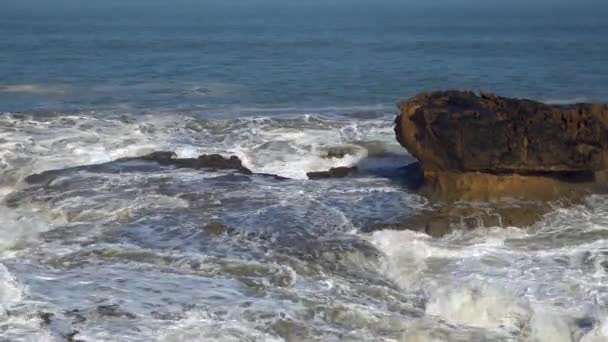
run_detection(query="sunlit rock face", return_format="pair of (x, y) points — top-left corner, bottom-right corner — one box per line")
(394, 91), (608, 235)
(396, 90), (608, 175)
(395, 91), (608, 201)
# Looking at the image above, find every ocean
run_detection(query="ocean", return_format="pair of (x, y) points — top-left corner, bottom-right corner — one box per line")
(1, 0), (608, 341)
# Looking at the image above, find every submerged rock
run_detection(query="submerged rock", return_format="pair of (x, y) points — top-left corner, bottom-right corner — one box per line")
(96, 304), (136, 319)
(38, 311), (54, 326)
(364, 201), (548, 238)
(23, 152), (256, 185)
(202, 221), (231, 236)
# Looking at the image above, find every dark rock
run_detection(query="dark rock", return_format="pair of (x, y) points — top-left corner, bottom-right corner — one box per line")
(66, 330), (84, 342)
(396, 90), (608, 173)
(24, 172), (54, 185)
(190, 154), (251, 173)
(307, 166), (357, 179)
(133, 152), (253, 174)
(199, 154), (248, 170)
(203, 221), (228, 236)
(64, 309), (87, 324)
(96, 304), (136, 319)
(38, 311), (54, 326)
(24, 152), (260, 185)
(139, 151), (177, 163)
(150, 310), (184, 321)
(254, 173), (290, 180)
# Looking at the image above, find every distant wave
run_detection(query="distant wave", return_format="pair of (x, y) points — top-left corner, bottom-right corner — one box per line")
(544, 96), (591, 105)
(0, 84), (67, 95)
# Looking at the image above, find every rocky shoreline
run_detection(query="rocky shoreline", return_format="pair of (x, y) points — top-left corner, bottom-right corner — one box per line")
(21, 90), (608, 238)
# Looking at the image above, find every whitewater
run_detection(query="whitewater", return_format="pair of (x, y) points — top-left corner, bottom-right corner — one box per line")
(0, 109), (607, 341)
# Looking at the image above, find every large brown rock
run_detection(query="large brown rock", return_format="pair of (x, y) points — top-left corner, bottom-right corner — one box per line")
(396, 90), (608, 174)
(392, 91), (608, 233)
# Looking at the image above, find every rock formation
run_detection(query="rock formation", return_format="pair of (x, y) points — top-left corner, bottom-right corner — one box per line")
(396, 90), (608, 174)
(24, 152), (255, 186)
(395, 90), (608, 201)
(137, 151), (253, 174)
(307, 166), (357, 179)
(393, 90), (608, 235)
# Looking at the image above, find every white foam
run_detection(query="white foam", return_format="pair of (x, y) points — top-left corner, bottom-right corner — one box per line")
(367, 222), (608, 340)
(0, 206), (58, 256)
(527, 309), (574, 342)
(0, 265), (52, 341)
(233, 127), (370, 178)
(426, 285), (529, 332)
(0, 114), (187, 185)
(3, 110), (608, 341)
(0, 112), (399, 183)
(159, 312), (283, 342)
(368, 230), (432, 287)
(0, 264), (23, 317)
(544, 97), (590, 105)
(398, 329), (448, 342)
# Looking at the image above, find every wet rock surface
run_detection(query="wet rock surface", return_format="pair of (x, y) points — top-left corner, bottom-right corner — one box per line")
(396, 90), (608, 173)
(38, 311), (54, 326)
(307, 166), (358, 179)
(24, 152), (256, 185)
(394, 90), (608, 202)
(391, 90), (608, 235)
(363, 201), (548, 238)
(420, 169), (604, 202)
(124, 151), (253, 174)
(96, 304), (136, 319)
(202, 221), (232, 236)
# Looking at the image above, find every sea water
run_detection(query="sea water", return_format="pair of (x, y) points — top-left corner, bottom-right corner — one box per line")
(1, 0), (608, 341)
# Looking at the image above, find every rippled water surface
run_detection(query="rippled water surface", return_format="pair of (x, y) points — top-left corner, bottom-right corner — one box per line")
(1, 112), (608, 341)
(2, 0), (608, 341)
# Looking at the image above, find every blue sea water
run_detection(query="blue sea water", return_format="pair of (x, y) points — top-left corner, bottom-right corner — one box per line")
(1, 0), (607, 112)
(2, 1), (608, 341)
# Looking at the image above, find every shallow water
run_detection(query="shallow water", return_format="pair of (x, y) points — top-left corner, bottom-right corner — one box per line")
(0, 111), (608, 341)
